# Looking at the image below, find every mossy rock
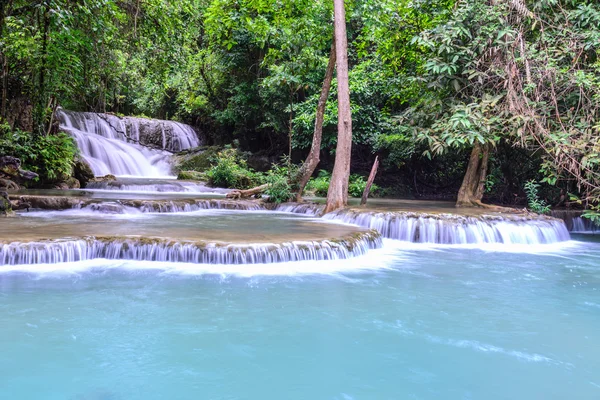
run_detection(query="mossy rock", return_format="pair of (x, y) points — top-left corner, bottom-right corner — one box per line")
(177, 170), (206, 181)
(174, 146), (222, 173)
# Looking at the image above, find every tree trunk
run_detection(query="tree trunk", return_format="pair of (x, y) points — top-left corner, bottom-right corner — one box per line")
(295, 42), (336, 202)
(361, 156), (379, 205)
(456, 142), (490, 207)
(324, 0), (352, 214)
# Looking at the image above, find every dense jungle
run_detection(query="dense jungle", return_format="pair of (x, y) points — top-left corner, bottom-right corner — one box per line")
(1, 0), (599, 216)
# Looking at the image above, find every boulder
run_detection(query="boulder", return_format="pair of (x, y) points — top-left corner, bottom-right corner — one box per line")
(0, 178), (20, 190)
(8, 195), (87, 210)
(73, 158), (94, 187)
(177, 170), (205, 181)
(0, 190), (11, 215)
(0, 155), (39, 183)
(94, 174), (117, 182)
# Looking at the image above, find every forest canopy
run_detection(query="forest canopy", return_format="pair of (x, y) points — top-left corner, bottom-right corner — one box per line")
(1, 0), (599, 212)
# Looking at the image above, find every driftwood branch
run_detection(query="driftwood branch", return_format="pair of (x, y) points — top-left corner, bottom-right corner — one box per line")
(360, 156), (379, 206)
(226, 184), (268, 200)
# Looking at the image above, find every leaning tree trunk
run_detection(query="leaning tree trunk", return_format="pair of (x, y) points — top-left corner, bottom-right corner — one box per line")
(456, 142), (490, 207)
(324, 0), (352, 214)
(295, 42), (336, 202)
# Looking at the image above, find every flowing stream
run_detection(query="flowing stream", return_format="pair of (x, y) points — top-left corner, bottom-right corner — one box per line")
(58, 109), (200, 178)
(2, 113), (599, 399)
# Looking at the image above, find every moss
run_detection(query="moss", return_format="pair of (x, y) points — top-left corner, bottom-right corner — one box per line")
(174, 146), (222, 173)
(177, 170), (205, 181)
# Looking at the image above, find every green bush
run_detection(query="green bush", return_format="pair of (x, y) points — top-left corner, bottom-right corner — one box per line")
(305, 170), (331, 197)
(0, 124), (77, 182)
(305, 170), (379, 198)
(524, 180), (550, 214)
(206, 148), (261, 189)
(264, 161), (300, 203)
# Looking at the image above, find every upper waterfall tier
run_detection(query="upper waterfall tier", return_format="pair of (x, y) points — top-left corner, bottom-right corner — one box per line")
(57, 109), (201, 178)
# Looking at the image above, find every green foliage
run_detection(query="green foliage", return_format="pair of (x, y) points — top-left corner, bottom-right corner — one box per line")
(305, 170), (379, 198)
(305, 170), (331, 197)
(205, 148), (261, 189)
(0, 124), (77, 182)
(348, 174), (380, 198)
(524, 181), (550, 215)
(264, 167), (292, 204)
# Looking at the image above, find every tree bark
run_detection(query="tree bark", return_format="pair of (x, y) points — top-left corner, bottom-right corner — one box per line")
(295, 42), (336, 202)
(456, 142), (489, 207)
(360, 156), (379, 206)
(226, 184), (268, 200)
(324, 0), (352, 214)
(455, 142), (515, 211)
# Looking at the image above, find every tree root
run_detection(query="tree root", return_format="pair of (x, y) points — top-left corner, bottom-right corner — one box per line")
(457, 199), (521, 213)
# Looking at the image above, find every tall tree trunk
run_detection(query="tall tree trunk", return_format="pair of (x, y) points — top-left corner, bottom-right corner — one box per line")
(295, 42), (336, 202)
(324, 0), (352, 214)
(456, 142), (490, 207)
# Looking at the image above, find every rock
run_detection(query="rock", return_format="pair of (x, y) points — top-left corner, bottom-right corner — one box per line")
(177, 170), (205, 181)
(65, 176), (81, 189)
(173, 146), (221, 172)
(12, 199), (31, 211)
(94, 174), (117, 182)
(0, 155), (39, 183)
(0, 190), (11, 215)
(247, 154), (274, 172)
(73, 158), (94, 187)
(8, 195), (87, 210)
(122, 116), (201, 152)
(0, 178), (20, 190)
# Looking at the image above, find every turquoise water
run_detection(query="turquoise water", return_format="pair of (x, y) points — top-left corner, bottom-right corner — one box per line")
(1, 239), (599, 399)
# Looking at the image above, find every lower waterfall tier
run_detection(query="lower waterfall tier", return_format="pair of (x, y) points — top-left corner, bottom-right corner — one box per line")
(0, 232), (382, 266)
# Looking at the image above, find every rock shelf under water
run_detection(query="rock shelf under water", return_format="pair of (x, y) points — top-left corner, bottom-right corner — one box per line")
(3, 195), (571, 248)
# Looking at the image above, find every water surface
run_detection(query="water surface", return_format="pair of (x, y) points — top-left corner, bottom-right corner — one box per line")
(1, 239), (599, 399)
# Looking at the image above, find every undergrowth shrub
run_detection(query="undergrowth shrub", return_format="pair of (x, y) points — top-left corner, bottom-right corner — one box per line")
(305, 170), (379, 198)
(206, 148), (261, 189)
(524, 180), (550, 214)
(0, 123), (77, 182)
(264, 160), (300, 203)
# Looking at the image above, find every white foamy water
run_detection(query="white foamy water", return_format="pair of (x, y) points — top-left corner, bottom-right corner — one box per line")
(57, 109), (200, 178)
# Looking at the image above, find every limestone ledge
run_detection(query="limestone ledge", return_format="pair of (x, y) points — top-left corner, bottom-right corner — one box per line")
(0, 230), (383, 265)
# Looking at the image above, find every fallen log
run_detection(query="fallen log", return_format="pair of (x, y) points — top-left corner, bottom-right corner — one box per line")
(226, 184), (268, 200)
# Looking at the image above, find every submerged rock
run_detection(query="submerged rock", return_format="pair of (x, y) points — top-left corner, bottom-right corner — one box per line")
(9, 195), (87, 210)
(94, 174), (117, 182)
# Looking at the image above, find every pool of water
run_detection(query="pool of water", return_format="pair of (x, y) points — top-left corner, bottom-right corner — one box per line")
(1, 238), (599, 399)
(0, 210), (363, 243)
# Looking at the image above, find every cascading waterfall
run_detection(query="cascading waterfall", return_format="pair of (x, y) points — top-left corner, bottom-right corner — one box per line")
(57, 109), (200, 178)
(0, 232), (382, 266)
(321, 209), (570, 245)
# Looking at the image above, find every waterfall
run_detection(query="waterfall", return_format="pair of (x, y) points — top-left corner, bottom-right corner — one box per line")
(0, 232), (382, 266)
(85, 180), (230, 194)
(57, 109), (200, 178)
(321, 210), (570, 245)
(550, 210), (599, 233)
